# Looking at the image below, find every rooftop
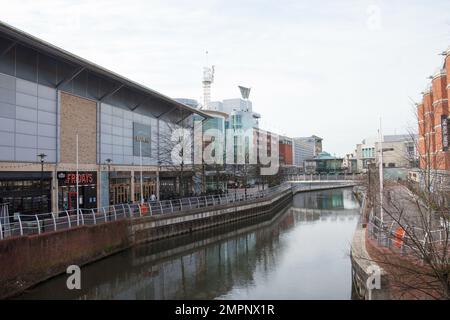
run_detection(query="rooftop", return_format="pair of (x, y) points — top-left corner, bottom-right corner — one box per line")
(0, 20), (211, 120)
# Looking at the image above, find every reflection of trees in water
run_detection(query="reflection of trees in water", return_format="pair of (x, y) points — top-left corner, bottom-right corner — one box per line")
(125, 212), (295, 299)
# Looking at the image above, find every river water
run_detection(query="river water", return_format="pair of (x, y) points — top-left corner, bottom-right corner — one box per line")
(17, 188), (360, 300)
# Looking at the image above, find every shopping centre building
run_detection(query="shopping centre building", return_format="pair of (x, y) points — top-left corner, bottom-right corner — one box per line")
(0, 22), (210, 215)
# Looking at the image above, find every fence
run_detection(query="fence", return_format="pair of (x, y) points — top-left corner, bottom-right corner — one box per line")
(0, 183), (291, 240)
(291, 181), (357, 192)
(285, 172), (362, 182)
(367, 210), (450, 258)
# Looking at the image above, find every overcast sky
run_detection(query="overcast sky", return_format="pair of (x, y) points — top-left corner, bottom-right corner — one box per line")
(0, 0), (449, 156)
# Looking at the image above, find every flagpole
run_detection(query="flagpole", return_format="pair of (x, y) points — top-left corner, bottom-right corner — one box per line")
(140, 140), (144, 204)
(378, 118), (383, 224)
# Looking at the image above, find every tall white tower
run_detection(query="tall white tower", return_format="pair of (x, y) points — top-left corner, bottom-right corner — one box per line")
(202, 51), (214, 109)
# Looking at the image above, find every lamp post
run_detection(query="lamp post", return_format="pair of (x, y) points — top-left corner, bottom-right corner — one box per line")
(105, 158), (112, 205)
(157, 160), (162, 201)
(37, 153), (47, 233)
(37, 153), (47, 214)
(378, 144), (394, 224)
(139, 140), (144, 204)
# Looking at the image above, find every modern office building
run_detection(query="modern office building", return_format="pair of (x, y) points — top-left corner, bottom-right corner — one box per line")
(355, 134), (418, 173)
(0, 21), (210, 215)
(292, 135), (322, 168)
(193, 109), (228, 193)
(355, 137), (377, 173)
(375, 134), (418, 168)
(343, 152), (358, 173)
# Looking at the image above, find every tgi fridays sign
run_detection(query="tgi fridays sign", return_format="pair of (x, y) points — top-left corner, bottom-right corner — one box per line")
(57, 172), (97, 186)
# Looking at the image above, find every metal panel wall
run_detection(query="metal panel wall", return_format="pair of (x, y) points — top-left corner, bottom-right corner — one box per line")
(0, 72), (57, 162)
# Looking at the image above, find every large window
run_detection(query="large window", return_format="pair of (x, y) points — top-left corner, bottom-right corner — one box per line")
(0, 178), (51, 216)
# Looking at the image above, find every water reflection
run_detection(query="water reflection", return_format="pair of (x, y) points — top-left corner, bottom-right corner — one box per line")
(18, 188), (359, 300)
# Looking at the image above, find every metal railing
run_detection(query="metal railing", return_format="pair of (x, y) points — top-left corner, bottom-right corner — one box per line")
(0, 184), (291, 240)
(285, 172), (362, 182)
(291, 181), (357, 192)
(367, 211), (450, 258)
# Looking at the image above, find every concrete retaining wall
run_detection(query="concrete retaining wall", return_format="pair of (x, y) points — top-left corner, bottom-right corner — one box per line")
(131, 190), (292, 244)
(350, 224), (391, 300)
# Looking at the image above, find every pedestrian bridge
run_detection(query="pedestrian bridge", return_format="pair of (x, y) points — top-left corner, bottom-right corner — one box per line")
(285, 172), (362, 183)
(290, 180), (358, 194)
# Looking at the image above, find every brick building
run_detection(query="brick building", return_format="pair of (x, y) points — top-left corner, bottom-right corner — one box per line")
(417, 48), (450, 171)
(279, 136), (293, 166)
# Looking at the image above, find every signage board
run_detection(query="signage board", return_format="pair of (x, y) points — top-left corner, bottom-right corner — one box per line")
(57, 172), (97, 186)
(133, 122), (151, 157)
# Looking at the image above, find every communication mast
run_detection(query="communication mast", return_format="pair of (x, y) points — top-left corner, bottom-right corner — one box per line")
(202, 51), (214, 109)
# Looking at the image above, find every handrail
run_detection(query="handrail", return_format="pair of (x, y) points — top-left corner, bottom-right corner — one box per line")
(0, 181), (351, 240)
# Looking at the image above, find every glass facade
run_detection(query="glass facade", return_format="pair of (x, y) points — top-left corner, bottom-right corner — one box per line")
(100, 103), (158, 165)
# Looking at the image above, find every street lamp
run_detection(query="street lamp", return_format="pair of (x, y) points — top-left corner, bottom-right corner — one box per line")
(105, 158), (112, 205)
(157, 160), (162, 201)
(377, 145), (394, 224)
(37, 153), (47, 217)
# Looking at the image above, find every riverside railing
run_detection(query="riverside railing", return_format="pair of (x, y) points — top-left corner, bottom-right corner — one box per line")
(285, 172), (362, 182)
(367, 211), (450, 258)
(0, 183), (292, 240)
(291, 181), (357, 193)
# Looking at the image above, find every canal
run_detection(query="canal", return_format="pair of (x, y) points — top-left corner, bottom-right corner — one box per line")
(17, 188), (360, 300)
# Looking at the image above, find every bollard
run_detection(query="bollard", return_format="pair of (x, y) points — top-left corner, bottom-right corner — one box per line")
(79, 209), (84, 225)
(18, 215), (23, 236)
(51, 212), (57, 231)
(35, 215), (41, 235)
(66, 210), (71, 228)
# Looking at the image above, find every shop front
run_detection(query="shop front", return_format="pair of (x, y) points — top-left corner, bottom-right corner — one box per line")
(57, 171), (97, 211)
(0, 171), (52, 217)
(110, 171), (131, 205)
(134, 172), (157, 202)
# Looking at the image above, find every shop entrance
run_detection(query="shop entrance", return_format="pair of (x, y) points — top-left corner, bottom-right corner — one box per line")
(68, 192), (77, 211)
(57, 172), (97, 211)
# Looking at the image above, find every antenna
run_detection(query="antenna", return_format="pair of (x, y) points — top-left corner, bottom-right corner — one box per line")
(202, 50), (214, 109)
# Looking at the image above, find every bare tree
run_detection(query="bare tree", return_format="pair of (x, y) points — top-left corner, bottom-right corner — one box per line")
(360, 103), (450, 299)
(156, 114), (194, 198)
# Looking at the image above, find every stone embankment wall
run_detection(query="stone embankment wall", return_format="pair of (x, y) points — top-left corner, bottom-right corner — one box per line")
(0, 188), (293, 299)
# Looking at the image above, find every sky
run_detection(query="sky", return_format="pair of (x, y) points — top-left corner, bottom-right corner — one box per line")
(0, 0), (449, 156)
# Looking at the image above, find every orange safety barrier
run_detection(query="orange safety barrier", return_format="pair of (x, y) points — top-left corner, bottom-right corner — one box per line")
(394, 227), (405, 248)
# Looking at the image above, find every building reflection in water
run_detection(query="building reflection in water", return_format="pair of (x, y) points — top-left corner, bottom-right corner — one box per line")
(18, 188), (359, 300)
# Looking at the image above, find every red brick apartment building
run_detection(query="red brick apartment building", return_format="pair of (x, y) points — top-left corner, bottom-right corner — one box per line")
(279, 136), (293, 166)
(417, 48), (450, 171)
